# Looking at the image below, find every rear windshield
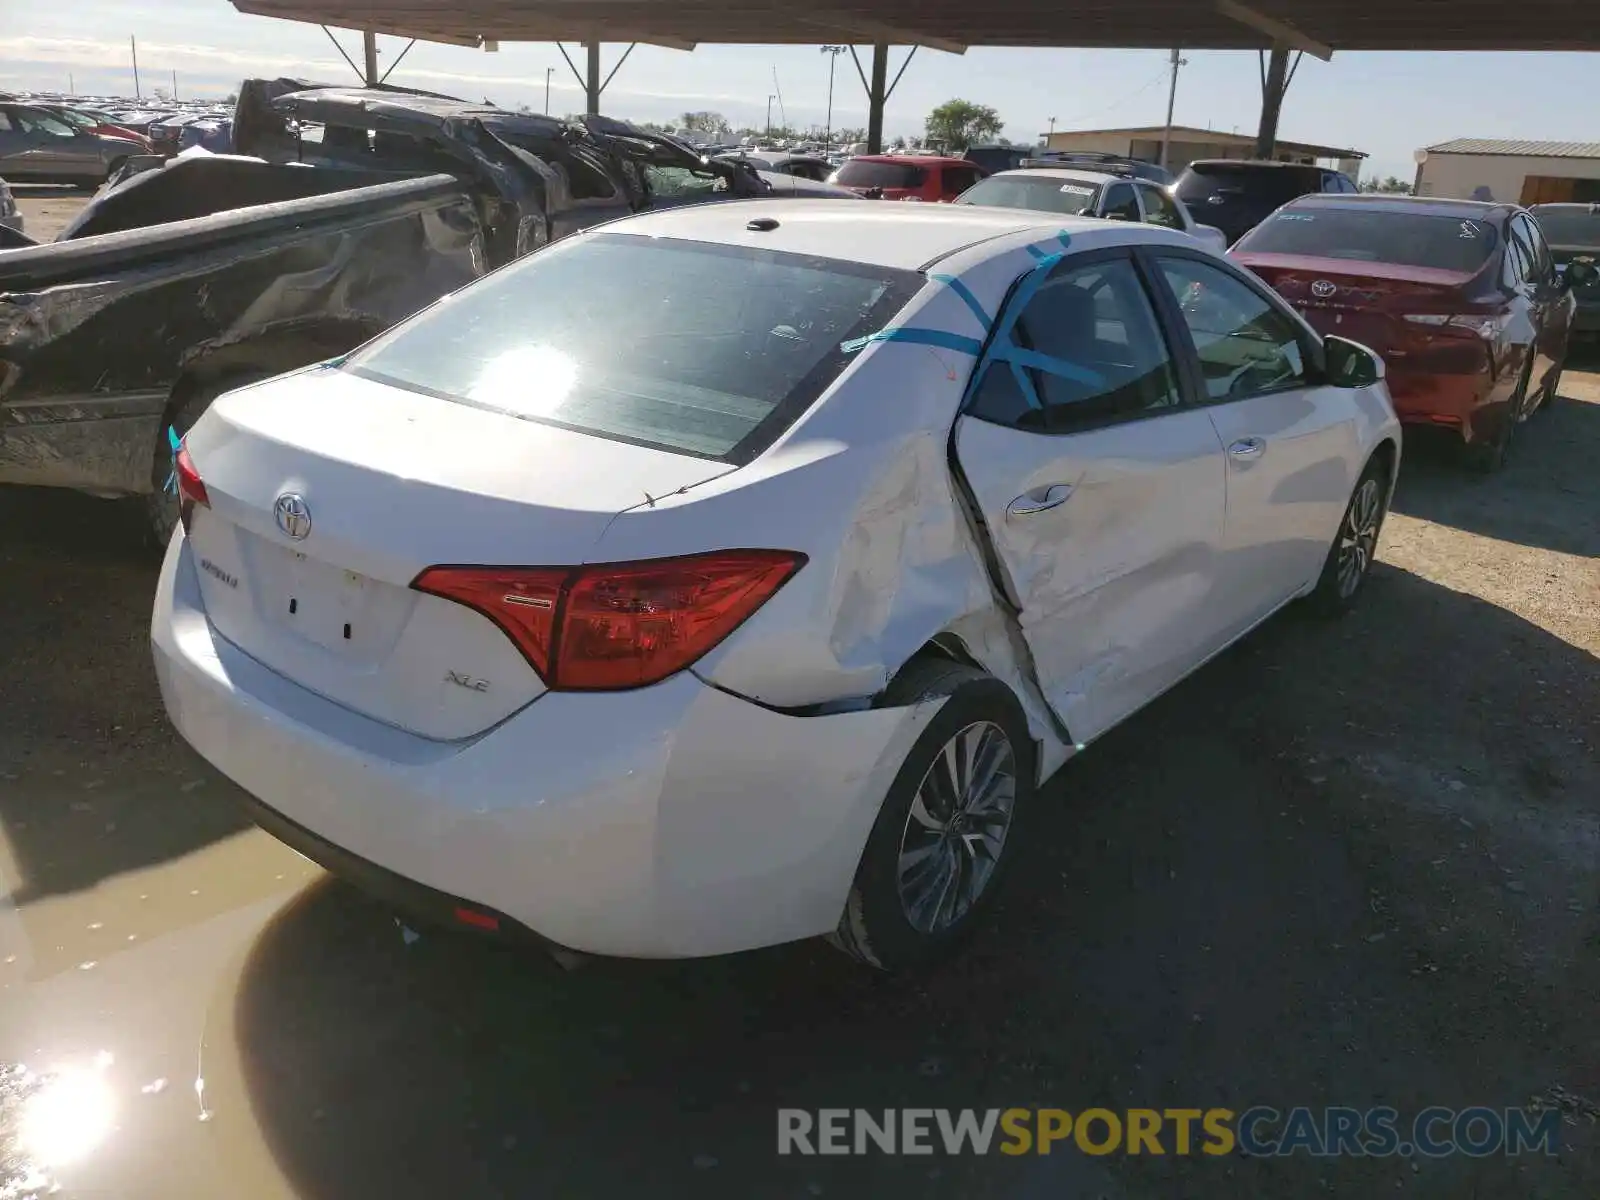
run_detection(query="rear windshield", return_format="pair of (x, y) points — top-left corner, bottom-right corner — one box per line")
(345, 233), (920, 462)
(955, 175), (1098, 215)
(1177, 164), (1318, 205)
(1531, 207), (1600, 249)
(830, 160), (928, 189)
(1235, 208), (1500, 273)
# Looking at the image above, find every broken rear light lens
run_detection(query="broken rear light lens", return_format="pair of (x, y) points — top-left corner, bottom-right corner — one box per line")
(175, 444), (209, 533)
(412, 551), (804, 691)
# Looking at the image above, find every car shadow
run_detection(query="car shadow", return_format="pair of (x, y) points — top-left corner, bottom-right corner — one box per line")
(1388, 376), (1600, 559)
(227, 564), (1600, 1200)
(0, 487), (249, 907)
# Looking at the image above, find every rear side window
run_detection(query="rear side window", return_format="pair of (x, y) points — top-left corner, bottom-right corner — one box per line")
(346, 233), (920, 462)
(1102, 183), (1140, 221)
(1236, 208), (1501, 274)
(1137, 184), (1183, 229)
(831, 160), (928, 189)
(968, 257), (1182, 431)
(940, 166), (983, 197)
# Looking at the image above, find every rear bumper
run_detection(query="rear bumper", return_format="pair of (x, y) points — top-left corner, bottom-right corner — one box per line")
(152, 532), (937, 958)
(1385, 370), (1491, 440)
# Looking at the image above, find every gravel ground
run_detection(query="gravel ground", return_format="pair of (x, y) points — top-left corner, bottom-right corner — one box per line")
(0, 189), (1595, 1198)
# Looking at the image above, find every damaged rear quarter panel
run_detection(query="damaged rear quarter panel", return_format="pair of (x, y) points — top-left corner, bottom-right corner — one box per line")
(587, 284), (1070, 777)
(0, 175), (485, 495)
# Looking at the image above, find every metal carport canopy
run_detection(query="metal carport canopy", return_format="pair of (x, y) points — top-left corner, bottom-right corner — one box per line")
(230, 0), (1600, 152)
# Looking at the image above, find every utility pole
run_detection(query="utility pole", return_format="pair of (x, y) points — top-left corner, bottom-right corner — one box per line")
(545, 66), (554, 114)
(1160, 48), (1187, 170)
(766, 94), (775, 142)
(130, 36), (141, 99)
(171, 69), (178, 99)
(820, 45), (846, 153)
(363, 31), (379, 86)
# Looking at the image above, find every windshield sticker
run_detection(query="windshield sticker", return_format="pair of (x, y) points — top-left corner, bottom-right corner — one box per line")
(1058, 184), (1095, 196)
(1459, 220), (1483, 239)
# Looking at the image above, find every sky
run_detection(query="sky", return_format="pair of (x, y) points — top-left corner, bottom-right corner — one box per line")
(2, 1), (1597, 181)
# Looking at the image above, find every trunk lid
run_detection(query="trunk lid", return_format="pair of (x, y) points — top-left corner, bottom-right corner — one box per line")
(1234, 252), (1492, 367)
(182, 365), (733, 740)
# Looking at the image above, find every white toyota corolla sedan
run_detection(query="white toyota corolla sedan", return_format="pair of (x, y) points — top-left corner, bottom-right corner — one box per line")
(152, 200), (1400, 971)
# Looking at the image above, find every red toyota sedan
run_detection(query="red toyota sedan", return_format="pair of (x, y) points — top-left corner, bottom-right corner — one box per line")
(1231, 194), (1592, 470)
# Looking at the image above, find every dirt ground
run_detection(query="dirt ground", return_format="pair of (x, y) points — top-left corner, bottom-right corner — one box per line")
(0, 191), (1596, 1199)
(12, 185), (90, 241)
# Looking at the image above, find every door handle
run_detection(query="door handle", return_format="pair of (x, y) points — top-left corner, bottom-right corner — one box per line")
(1228, 437), (1265, 460)
(1007, 483), (1073, 517)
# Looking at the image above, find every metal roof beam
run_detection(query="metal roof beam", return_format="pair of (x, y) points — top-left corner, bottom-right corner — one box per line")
(1215, 0), (1332, 61)
(796, 13), (966, 54)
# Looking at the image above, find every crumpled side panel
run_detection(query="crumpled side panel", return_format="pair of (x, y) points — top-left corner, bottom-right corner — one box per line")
(0, 176), (485, 494)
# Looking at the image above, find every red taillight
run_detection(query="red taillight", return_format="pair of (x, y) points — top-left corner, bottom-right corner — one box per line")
(412, 550), (804, 691)
(175, 445), (209, 532)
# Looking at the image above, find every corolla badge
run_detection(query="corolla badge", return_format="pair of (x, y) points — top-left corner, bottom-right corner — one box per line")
(274, 493), (312, 540)
(1310, 279), (1339, 299)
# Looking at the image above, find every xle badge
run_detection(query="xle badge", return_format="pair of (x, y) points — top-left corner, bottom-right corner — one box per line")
(446, 671), (490, 693)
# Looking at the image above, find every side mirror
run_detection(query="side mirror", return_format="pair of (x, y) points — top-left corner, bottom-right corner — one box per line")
(1323, 335), (1385, 388)
(1561, 256), (1597, 290)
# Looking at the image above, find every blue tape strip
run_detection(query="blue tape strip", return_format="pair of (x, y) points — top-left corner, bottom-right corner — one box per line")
(843, 229), (1096, 415)
(927, 273), (992, 329)
(163, 425), (180, 496)
(841, 327), (983, 356)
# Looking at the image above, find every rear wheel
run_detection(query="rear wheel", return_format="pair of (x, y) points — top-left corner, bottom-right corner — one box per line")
(1306, 458), (1389, 617)
(828, 659), (1036, 972)
(1465, 357), (1532, 473)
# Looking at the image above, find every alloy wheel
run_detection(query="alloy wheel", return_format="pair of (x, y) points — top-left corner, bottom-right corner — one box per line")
(896, 721), (1018, 935)
(1336, 477), (1382, 598)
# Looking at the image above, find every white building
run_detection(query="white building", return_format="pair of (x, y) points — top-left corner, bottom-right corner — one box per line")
(1413, 139), (1600, 205)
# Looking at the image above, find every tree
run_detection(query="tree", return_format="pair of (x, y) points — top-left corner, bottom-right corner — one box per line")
(1359, 175), (1412, 194)
(924, 99), (1002, 150)
(678, 111), (731, 136)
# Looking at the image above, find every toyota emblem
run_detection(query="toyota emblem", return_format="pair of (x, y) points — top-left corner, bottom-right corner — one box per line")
(1310, 279), (1338, 300)
(274, 493), (312, 540)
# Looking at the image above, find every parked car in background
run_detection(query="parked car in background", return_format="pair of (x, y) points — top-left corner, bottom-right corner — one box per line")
(1176, 160), (1359, 246)
(963, 144), (1031, 175)
(178, 119), (234, 155)
(0, 102), (147, 185)
(1026, 152), (1176, 187)
(714, 152), (834, 182)
(955, 164), (1227, 252)
(829, 154), (986, 202)
(32, 103), (155, 152)
(152, 200), (1399, 972)
(1232, 194), (1593, 470)
(148, 113), (210, 156)
(1529, 202), (1600, 342)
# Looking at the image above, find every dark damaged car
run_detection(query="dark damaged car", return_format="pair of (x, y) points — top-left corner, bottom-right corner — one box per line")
(0, 80), (861, 542)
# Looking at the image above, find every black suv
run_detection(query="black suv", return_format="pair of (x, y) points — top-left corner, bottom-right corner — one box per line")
(1174, 159), (1359, 246)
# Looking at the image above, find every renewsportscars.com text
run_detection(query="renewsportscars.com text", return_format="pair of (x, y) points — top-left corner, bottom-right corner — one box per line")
(777, 1106), (1560, 1158)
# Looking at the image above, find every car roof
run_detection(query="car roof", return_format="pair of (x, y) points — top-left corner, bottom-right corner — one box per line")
(1284, 193), (1516, 220)
(1185, 159), (1326, 171)
(602, 198), (1110, 271)
(1529, 201), (1600, 213)
(986, 167), (1118, 187)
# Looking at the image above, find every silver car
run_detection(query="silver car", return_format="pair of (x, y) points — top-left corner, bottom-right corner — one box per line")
(0, 102), (146, 186)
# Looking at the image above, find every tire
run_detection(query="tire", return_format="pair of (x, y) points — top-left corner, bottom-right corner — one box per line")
(143, 374), (262, 549)
(1306, 457), (1390, 617)
(828, 659), (1036, 972)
